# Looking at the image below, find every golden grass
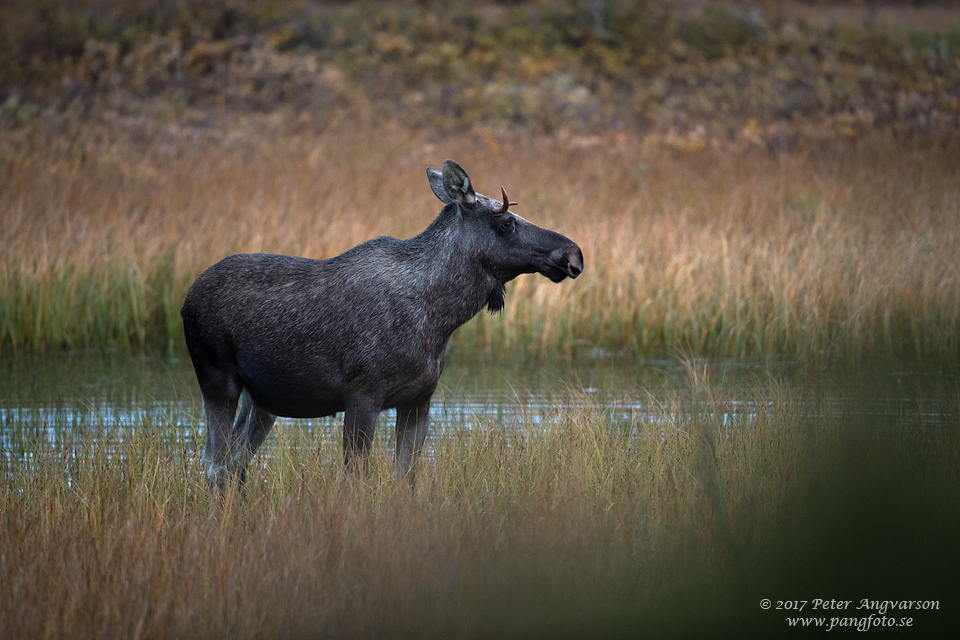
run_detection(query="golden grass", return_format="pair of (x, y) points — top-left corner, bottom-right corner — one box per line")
(3, 370), (958, 638)
(2, 115), (959, 364)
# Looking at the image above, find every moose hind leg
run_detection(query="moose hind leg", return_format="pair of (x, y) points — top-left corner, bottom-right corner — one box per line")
(201, 377), (243, 495)
(230, 389), (277, 486)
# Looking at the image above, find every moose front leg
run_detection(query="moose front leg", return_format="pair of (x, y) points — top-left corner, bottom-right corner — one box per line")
(395, 396), (431, 483)
(342, 397), (379, 476)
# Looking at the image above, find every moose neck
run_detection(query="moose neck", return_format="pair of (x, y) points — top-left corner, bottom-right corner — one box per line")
(404, 205), (506, 341)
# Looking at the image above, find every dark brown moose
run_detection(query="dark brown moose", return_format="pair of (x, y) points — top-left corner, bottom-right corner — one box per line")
(181, 160), (583, 493)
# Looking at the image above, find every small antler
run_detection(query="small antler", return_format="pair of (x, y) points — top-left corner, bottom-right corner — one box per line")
(493, 186), (519, 216)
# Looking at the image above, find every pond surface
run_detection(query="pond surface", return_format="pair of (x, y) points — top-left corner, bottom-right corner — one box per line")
(1, 351), (957, 461)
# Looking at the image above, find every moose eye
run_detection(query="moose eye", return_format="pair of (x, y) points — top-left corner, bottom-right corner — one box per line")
(501, 219), (514, 231)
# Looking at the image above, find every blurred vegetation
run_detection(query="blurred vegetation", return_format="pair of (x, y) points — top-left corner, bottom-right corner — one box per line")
(2, 1), (959, 361)
(2, 0), (959, 149)
(3, 366), (959, 638)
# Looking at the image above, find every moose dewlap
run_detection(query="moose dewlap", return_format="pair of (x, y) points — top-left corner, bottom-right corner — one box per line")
(181, 159), (583, 493)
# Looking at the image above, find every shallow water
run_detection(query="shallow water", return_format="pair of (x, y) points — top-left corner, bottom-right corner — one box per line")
(1, 351), (957, 462)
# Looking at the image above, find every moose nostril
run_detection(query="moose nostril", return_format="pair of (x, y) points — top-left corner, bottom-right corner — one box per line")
(567, 256), (583, 278)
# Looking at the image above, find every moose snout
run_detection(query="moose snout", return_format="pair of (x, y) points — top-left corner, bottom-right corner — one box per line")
(565, 246), (584, 279)
(546, 244), (583, 281)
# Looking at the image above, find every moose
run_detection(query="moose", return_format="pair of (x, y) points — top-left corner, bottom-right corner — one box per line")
(181, 160), (583, 493)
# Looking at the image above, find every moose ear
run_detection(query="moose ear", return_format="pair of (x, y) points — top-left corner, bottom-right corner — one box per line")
(441, 159), (477, 206)
(426, 166), (452, 204)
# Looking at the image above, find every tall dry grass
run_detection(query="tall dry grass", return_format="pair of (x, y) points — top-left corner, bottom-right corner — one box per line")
(4, 374), (957, 638)
(2, 115), (959, 364)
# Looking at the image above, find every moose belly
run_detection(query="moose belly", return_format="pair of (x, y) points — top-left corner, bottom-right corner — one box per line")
(241, 374), (345, 419)
(235, 349), (444, 419)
